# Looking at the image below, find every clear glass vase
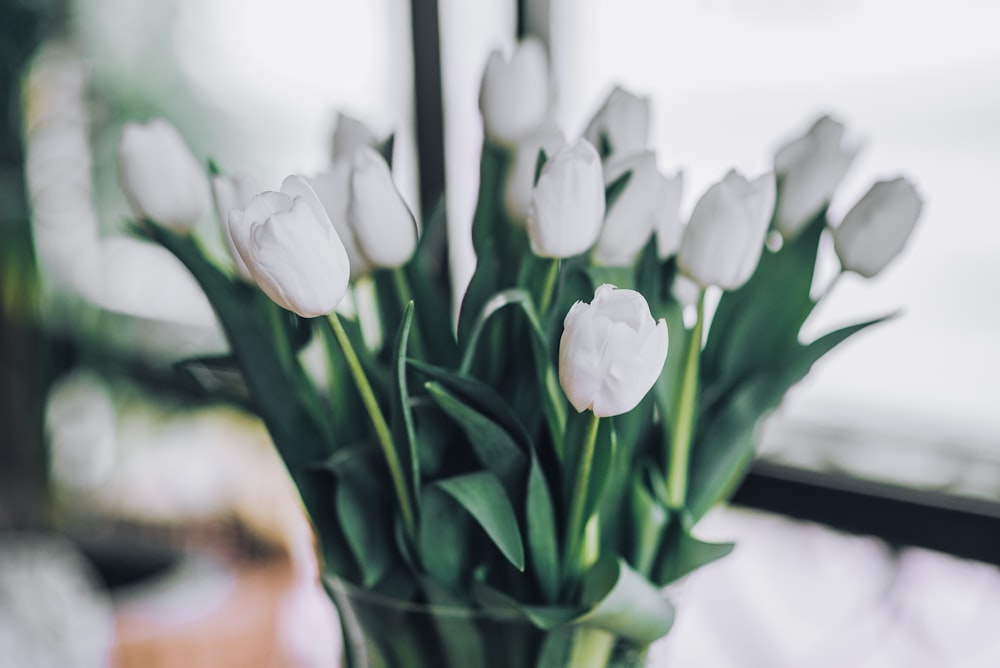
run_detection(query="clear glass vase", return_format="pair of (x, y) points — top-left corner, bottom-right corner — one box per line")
(325, 577), (655, 668)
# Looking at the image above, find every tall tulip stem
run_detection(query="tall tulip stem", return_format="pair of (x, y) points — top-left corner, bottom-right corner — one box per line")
(563, 411), (601, 580)
(539, 258), (561, 313)
(327, 312), (416, 537)
(667, 292), (704, 509)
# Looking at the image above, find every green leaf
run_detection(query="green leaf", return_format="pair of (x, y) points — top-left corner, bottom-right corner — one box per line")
(534, 148), (548, 186)
(435, 472), (526, 571)
(653, 526), (733, 587)
(701, 212), (825, 408)
(604, 169), (632, 211)
(140, 222), (339, 556)
(335, 473), (392, 587)
(458, 288), (567, 458)
(526, 452), (560, 602)
(417, 485), (472, 586)
(457, 140), (517, 345)
(688, 315), (892, 519)
(410, 359), (532, 448)
(629, 474), (669, 578)
(424, 382), (527, 488)
(575, 555), (675, 646)
(377, 132), (395, 167)
(390, 302), (420, 508)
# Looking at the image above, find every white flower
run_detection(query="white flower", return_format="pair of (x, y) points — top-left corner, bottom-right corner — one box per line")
(228, 176), (349, 318)
(505, 116), (567, 222)
(332, 112), (378, 161)
(559, 284), (668, 418)
(308, 162), (373, 280)
(678, 170), (775, 290)
(593, 151), (659, 266)
(834, 177), (922, 278)
(775, 115), (858, 238)
(479, 37), (551, 143)
(117, 118), (210, 232)
(654, 171), (685, 259)
(347, 146), (417, 268)
(526, 139), (606, 258)
(583, 86), (651, 159)
(212, 171), (262, 280)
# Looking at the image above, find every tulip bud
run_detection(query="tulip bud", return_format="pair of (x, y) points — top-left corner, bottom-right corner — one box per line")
(654, 171), (685, 259)
(678, 170), (775, 290)
(526, 139), (605, 258)
(774, 115), (858, 238)
(479, 37), (551, 144)
(117, 118), (211, 232)
(309, 162), (373, 280)
(228, 176), (350, 318)
(347, 146), (417, 268)
(583, 86), (651, 159)
(505, 116), (567, 222)
(212, 171), (262, 280)
(593, 152), (659, 266)
(559, 284), (668, 418)
(834, 177), (922, 278)
(332, 112), (378, 161)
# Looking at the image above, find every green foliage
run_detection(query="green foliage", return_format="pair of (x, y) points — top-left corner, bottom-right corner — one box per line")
(141, 129), (897, 664)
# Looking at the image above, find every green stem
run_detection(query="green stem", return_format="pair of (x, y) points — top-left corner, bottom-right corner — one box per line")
(539, 258), (561, 313)
(393, 267), (423, 360)
(327, 312), (416, 537)
(667, 293), (704, 509)
(562, 412), (601, 579)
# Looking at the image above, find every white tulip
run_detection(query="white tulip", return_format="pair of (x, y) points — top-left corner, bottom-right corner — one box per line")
(775, 115), (858, 238)
(212, 171), (262, 280)
(583, 86), (651, 159)
(479, 37), (551, 144)
(559, 284), (668, 418)
(654, 170), (685, 259)
(678, 170), (775, 290)
(228, 175), (350, 318)
(834, 177), (922, 278)
(308, 162), (373, 280)
(347, 146), (418, 268)
(526, 139), (606, 258)
(117, 118), (210, 232)
(593, 151), (659, 266)
(332, 112), (378, 161)
(505, 116), (567, 222)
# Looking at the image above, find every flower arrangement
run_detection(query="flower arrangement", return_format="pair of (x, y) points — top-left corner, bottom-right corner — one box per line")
(121, 40), (921, 668)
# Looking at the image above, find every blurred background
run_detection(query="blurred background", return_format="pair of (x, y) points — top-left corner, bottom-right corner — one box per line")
(1, 0), (999, 666)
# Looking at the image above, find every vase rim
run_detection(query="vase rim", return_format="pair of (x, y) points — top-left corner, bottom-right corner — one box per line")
(322, 574), (531, 621)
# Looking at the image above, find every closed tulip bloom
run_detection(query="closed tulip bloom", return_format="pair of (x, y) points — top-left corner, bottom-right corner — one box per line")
(593, 151), (659, 266)
(309, 162), (373, 280)
(775, 116), (858, 238)
(228, 176), (349, 318)
(212, 171), (262, 280)
(834, 177), (922, 278)
(678, 170), (775, 290)
(526, 139), (605, 258)
(654, 171), (685, 259)
(347, 146), (417, 268)
(117, 118), (211, 232)
(505, 116), (567, 222)
(479, 37), (551, 143)
(332, 112), (378, 161)
(583, 86), (651, 159)
(559, 284), (668, 418)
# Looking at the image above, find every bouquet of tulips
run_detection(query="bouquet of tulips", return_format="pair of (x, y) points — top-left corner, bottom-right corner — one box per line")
(119, 38), (921, 668)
